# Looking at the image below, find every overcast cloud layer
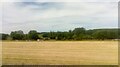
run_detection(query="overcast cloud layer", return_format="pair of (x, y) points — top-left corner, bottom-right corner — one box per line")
(1, 0), (118, 34)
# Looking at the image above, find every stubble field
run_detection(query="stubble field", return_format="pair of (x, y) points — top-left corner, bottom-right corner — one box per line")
(2, 41), (118, 65)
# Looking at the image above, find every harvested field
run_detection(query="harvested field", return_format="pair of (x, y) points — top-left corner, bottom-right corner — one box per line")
(2, 41), (118, 65)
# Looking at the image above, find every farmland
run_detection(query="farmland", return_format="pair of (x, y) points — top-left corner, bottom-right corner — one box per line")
(2, 41), (118, 65)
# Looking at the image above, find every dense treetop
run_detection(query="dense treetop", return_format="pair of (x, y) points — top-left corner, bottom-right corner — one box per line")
(0, 27), (119, 40)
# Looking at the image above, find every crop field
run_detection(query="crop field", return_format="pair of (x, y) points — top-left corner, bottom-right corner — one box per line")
(2, 41), (118, 65)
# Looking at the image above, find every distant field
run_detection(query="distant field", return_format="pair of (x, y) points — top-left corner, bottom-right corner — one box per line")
(2, 41), (118, 65)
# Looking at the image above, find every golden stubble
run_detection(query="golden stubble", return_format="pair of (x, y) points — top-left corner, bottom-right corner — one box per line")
(2, 41), (118, 65)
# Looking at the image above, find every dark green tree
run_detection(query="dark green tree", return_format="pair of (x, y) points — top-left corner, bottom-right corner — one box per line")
(72, 27), (86, 40)
(10, 30), (24, 40)
(0, 34), (9, 40)
(72, 27), (86, 35)
(28, 30), (39, 40)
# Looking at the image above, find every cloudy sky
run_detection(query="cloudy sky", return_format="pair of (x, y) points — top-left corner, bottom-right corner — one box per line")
(0, 0), (118, 34)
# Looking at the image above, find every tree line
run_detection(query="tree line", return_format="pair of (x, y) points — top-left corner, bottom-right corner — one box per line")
(0, 27), (119, 41)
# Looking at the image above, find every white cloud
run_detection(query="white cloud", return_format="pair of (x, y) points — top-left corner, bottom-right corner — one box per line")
(1, 2), (118, 34)
(1, 0), (119, 2)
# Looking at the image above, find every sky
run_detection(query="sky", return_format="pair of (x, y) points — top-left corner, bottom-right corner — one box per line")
(0, 0), (119, 34)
